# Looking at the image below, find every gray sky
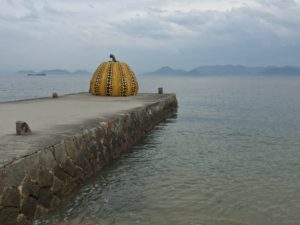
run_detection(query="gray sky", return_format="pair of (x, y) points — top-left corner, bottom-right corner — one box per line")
(1, 0), (300, 73)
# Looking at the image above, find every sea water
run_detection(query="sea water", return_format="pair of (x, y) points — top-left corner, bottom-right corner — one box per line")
(0, 74), (90, 102)
(1, 74), (300, 225)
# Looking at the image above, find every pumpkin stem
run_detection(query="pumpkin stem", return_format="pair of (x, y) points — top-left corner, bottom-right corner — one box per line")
(109, 54), (117, 62)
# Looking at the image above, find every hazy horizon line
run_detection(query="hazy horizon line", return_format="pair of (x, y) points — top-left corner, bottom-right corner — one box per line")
(1, 64), (299, 75)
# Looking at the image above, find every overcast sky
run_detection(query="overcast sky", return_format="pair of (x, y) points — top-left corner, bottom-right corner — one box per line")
(1, 0), (300, 73)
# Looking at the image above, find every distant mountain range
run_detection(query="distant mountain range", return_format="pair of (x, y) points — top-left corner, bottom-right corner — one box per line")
(16, 69), (91, 75)
(16, 65), (300, 76)
(145, 65), (300, 76)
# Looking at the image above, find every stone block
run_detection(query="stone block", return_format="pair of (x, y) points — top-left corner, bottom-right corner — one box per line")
(38, 188), (53, 208)
(73, 135), (86, 152)
(24, 154), (40, 181)
(81, 158), (94, 177)
(74, 166), (85, 183)
(34, 204), (48, 219)
(53, 142), (68, 165)
(61, 158), (76, 177)
(38, 147), (56, 171)
(17, 213), (31, 225)
(0, 169), (6, 194)
(38, 169), (53, 188)
(50, 195), (61, 209)
(21, 177), (39, 198)
(53, 164), (69, 182)
(88, 143), (99, 161)
(21, 196), (37, 220)
(64, 138), (77, 159)
(0, 207), (19, 225)
(64, 176), (77, 196)
(51, 176), (64, 197)
(0, 187), (20, 207)
(5, 160), (26, 188)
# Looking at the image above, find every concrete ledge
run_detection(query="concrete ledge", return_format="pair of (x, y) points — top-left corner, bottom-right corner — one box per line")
(0, 93), (178, 225)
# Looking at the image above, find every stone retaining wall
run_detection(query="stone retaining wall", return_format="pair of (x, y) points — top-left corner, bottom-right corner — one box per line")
(0, 94), (177, 225)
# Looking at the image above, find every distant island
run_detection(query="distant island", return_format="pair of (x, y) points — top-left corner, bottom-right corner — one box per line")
(145, 65), (300, 76)
(16, 69), (91, 75)
(27, 73), (46, 76)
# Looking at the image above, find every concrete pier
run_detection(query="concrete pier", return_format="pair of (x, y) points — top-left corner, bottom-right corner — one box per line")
(0, 93), (178, 225)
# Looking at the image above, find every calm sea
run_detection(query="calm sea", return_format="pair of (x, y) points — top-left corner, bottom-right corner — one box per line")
(1, 74), (300, 225)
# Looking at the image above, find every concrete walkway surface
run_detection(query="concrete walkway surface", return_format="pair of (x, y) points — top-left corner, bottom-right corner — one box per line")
(0, 93), (168, 167)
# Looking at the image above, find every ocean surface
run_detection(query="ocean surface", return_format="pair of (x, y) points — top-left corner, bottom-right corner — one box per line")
(1, 74), (300, 225)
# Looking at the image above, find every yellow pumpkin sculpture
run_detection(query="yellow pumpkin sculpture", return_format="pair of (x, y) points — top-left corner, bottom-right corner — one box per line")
(90, 54), (139, 96)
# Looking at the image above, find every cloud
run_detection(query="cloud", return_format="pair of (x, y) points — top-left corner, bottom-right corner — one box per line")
(0, 0), (300, 72)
